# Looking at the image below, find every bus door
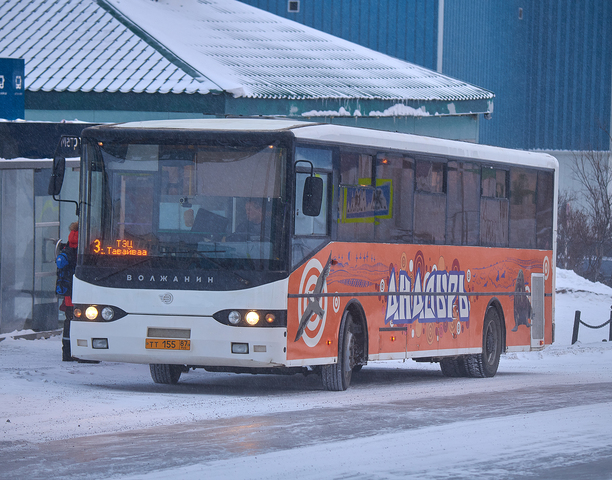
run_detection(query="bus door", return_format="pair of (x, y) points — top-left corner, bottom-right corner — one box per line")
(291, 147), (332, 267)
(288, 148), (333, 361)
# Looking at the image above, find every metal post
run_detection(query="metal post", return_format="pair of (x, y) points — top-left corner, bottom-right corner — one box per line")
(609, 306), (612, 342)
(572, 311), (581, 345)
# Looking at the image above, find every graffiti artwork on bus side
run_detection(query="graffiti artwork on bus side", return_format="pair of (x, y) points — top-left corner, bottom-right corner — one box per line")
(385, 264), (471, 326)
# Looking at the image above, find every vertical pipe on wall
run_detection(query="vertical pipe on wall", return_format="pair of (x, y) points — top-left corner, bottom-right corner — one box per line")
(437, 0), (444, 72)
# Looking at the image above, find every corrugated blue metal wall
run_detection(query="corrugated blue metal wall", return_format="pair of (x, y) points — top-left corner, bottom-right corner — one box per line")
(239, 0), (439, 71)
(240, 0), (611, 151)
(525, 0), (611, 151)
(444, 0), (611, 150)
(442, 0), (530, 148)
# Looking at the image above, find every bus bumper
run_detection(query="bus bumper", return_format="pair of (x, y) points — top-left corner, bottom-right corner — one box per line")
(70, 315), (288, 368)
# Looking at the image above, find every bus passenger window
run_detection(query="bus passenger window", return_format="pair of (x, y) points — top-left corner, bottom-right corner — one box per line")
(509, 168), (537, 248)
(447, 161), (480, 246)
(414, 160), (446, 244)
(480, 167), (509, 247)
(374, 155), (413, 243)
(536, 171), (554, 249)
(337, 151), (375, 242)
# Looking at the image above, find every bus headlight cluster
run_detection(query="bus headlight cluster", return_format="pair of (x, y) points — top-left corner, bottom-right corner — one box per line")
(213, 309), (286, 327)
(73, 304), (127, 322)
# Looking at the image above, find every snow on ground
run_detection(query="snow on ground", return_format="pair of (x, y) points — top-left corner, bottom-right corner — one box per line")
(1, 268), (612, 479)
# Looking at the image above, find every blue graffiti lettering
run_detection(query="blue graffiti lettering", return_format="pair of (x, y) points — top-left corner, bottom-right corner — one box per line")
(385, 267), (470, 325)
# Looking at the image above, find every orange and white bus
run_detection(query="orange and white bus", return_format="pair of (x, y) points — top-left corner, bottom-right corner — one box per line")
(57, 119), (557, 390)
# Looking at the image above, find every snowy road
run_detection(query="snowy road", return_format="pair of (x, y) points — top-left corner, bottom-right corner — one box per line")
(2, 343), (612, 480)
(2, 268), (612, 479)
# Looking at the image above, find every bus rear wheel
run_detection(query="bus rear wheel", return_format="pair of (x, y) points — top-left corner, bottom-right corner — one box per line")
(440, 356), (468, 377)
(465, 307), (502, 378)
(150, 364), (183, 384)
(321, 312), (356, 391)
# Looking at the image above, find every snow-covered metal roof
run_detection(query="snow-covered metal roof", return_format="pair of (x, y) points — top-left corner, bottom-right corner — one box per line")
(102, 0), (493, 102)
(0, 0), (218, 94)
(0, 0), (493, 105)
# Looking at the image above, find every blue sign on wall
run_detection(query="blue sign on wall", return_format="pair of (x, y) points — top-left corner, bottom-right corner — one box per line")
(0, 58), (25, 120)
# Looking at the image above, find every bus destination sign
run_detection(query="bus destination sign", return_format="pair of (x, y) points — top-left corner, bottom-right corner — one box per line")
(92, 239), (148, 256)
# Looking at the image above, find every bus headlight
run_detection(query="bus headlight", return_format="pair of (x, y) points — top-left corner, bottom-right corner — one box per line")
(245, 311), (260, 326)
(228, 310), (241, 325)
(101, 307), (115, 321)
(86, 306), (99, 320)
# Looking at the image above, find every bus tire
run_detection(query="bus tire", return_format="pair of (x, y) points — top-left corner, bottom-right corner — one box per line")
(321, 312), (356, 391)
(150, 364), (183, 384)
(466, 307), (502, 378)
(440, 356), (468, 377)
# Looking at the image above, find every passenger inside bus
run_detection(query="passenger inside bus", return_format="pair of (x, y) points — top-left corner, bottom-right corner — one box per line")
(229, 199), (266, 241)
(189, 207), (229, 241)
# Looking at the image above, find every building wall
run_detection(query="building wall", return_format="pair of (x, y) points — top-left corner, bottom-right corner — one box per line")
(441, 0), (529, 149)
(525, 1), (611, 151)
(444, 0), (611, 151)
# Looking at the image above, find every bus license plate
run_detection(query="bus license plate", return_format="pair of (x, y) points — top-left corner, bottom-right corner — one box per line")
(145, 339), (191, 350)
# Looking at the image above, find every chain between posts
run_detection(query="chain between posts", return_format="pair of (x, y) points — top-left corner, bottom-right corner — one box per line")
(571, 307), (612, 344)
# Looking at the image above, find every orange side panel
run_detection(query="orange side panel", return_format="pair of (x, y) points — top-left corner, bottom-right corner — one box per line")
(287, 243), (553, 362)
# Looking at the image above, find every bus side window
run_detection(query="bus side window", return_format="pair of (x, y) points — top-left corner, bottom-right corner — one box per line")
(509, 167), (537, 248)
(447, 161), (480, 246)
(374, 154), (413, 243)
(536, 171), (554, 249)
(337, 152), (375, 242)
(414, 159), (446, 244)
(480, 166), (509, 247)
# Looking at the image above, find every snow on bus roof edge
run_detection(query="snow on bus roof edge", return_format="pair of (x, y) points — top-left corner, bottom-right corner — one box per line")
(92, 118), (558, 171)
(293, 123), (559, 171)
(106, 118), (317, 132)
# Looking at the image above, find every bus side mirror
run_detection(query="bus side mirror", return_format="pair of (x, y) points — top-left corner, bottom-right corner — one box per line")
(302, 176), (323, 216)
(48, 155), (66, 196)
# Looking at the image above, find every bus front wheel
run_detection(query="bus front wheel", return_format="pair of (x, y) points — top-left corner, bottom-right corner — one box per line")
(465, 307), (502, 378)
(150, 364), (183, 384)
(321, 312), (356, 391)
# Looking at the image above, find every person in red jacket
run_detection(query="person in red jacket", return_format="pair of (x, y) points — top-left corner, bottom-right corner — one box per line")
(59, 222), (78, 361)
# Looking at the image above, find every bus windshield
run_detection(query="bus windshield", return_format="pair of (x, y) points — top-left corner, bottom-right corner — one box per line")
(81, 140), (288, 273)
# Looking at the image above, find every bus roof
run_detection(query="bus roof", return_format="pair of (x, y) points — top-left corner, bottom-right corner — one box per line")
(102, 118), (559, 171)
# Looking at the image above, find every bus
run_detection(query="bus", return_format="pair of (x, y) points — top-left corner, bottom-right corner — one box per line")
(52, 118), (557, 390)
